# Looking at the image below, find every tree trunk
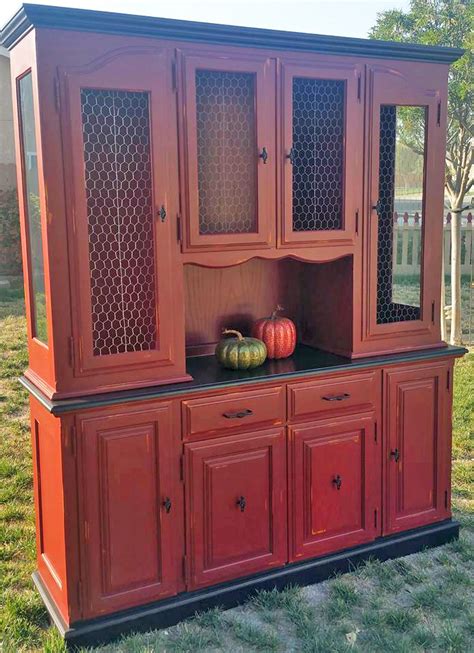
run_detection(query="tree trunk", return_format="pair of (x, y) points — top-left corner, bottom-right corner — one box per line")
(450, 210), (462, 345)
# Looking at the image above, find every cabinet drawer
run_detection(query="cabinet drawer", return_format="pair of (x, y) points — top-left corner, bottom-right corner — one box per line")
(182, 386), (285, 440)
(288, 371), (379, 422)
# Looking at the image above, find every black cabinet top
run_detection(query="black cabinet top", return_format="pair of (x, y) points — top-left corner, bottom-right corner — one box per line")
(20, 344), (467, 415)
(1, 4), (464, 63)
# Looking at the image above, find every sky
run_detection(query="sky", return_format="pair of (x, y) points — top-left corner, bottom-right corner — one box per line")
(0, 0), (411, 40)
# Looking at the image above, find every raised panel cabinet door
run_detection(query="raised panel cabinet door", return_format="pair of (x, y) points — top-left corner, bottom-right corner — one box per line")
(363, 63), (445, 350)
(79, 402), (181, 618)
(60, 47), (187, 386)
(280, 58), (363, 247)
(384, 362), (451, 534)
(178, 50), (276, 251)
(185, 428), (287, 590)
(290, 412), (378, 561)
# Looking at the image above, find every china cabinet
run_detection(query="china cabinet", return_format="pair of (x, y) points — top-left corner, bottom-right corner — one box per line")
(1, 3), (466, 645)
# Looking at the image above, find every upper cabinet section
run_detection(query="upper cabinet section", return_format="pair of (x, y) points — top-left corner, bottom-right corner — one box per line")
(178, 50), (276, 252)
(280, 59), (363, 247)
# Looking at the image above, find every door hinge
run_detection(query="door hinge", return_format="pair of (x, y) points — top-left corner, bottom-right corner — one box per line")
(54, 75), (61, 113)
(177, 214), (182, 245)
(171, 60), (177, 92)
(84, 520), (89, 541)
(355, 210), (359, 235)
(68, 336), (75, 368)
(444, 490), (448, 509)
(179, 454), (184, 482)
(374, 421), (377, 443)
(182, 555), (187, 579)
(437, 101), (441, 126)
(447, 369), (450, 391)
(431, 300), (435, 324)
(374, 509), (378, 529)
(69, 424), (77, 457)
(357, 73), (361, 101)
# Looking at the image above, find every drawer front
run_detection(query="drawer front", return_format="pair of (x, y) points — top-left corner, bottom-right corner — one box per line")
(182, 386), (285, 440)
(288, 370), (379, 422)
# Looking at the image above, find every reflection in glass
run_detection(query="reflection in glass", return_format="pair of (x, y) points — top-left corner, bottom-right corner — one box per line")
(18, 73), (48, 343)
(377, 105), (426, 324)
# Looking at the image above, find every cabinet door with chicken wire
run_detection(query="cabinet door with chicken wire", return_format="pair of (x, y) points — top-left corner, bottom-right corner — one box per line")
(281, 60), (363, 248)
(60, 48), (187, 386)
(179, 51), (276, 252)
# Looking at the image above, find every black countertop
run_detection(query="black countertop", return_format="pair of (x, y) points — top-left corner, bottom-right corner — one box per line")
(19, 344), (467, 415)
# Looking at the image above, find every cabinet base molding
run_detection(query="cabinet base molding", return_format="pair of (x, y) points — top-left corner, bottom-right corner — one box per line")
(35, 519), (459, 647)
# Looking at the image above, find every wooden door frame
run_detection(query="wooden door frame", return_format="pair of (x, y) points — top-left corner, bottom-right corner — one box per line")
(361, 63), (445, 350)
(58, 46), (188, 383)
(177, 47), (277, 253)
(279, 57), (363, 248)
(383, 361), (451, 535)
(289, 411), (378, 561)
(76, 401), (183, 618)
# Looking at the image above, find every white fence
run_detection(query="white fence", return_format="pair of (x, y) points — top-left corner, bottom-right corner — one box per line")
(394, 212), (473, 276)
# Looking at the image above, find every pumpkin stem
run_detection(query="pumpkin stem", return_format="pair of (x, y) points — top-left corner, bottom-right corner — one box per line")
(222, 329), (244, 341)
(271, 305), (284, 320)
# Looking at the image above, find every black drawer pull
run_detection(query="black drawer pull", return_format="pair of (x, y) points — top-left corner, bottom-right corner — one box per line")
(322, 393), (351, 402)
(162, 497), (172, 513)
(223, 409), (254, 419)
(236, 496), (246, 512)
(332, 475), (342, 490)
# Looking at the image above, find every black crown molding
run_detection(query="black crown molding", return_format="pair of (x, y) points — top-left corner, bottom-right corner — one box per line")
(0, 3), (465, 63)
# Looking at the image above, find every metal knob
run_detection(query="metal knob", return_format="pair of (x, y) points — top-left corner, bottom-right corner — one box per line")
(332, 475), (342, 490)
(162, 497), (172, 513)
(236, 496), (246, 512)
(259, 147), (269, 164)
(390, 448), (400, 463)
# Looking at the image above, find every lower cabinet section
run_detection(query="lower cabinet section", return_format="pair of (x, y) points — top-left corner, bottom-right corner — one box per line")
(184, 428), (287, 590)
(26, 354), (459, 634)
(290, 412), (378, 561)
(78, 402), (182, 618)
(384, 362), (452, 534)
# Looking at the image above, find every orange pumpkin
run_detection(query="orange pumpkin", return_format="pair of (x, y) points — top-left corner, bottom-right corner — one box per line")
(252, 305), (296, 359)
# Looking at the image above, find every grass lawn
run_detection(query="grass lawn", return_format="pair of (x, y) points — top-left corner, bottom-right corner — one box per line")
(0, 288), (473, 653)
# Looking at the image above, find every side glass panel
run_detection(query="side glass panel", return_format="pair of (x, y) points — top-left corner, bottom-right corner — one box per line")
(195, 70), (257, 235)
(18, 73), (48, 344)
(80, 88), (157, 356)
(377, 105), (426, 324)
(292, 78), (345, 231)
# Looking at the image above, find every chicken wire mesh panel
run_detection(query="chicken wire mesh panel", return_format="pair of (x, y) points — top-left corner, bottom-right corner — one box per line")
(196, 70), (257, 235)
(292, 77), (345, 232)
(376, 105), (422, 324)
(81, 88), (158, 356)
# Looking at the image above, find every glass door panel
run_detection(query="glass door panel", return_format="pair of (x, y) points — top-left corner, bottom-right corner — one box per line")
(377, 105), (426, 324)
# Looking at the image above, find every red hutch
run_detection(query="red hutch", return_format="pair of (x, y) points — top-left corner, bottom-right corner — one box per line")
(1, 4), (466, 645)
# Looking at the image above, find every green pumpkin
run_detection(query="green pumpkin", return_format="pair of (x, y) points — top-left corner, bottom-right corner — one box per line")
(215, 329), (267, 370)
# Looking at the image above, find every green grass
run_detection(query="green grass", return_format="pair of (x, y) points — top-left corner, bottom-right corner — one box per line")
(0, 290), (473, 652)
